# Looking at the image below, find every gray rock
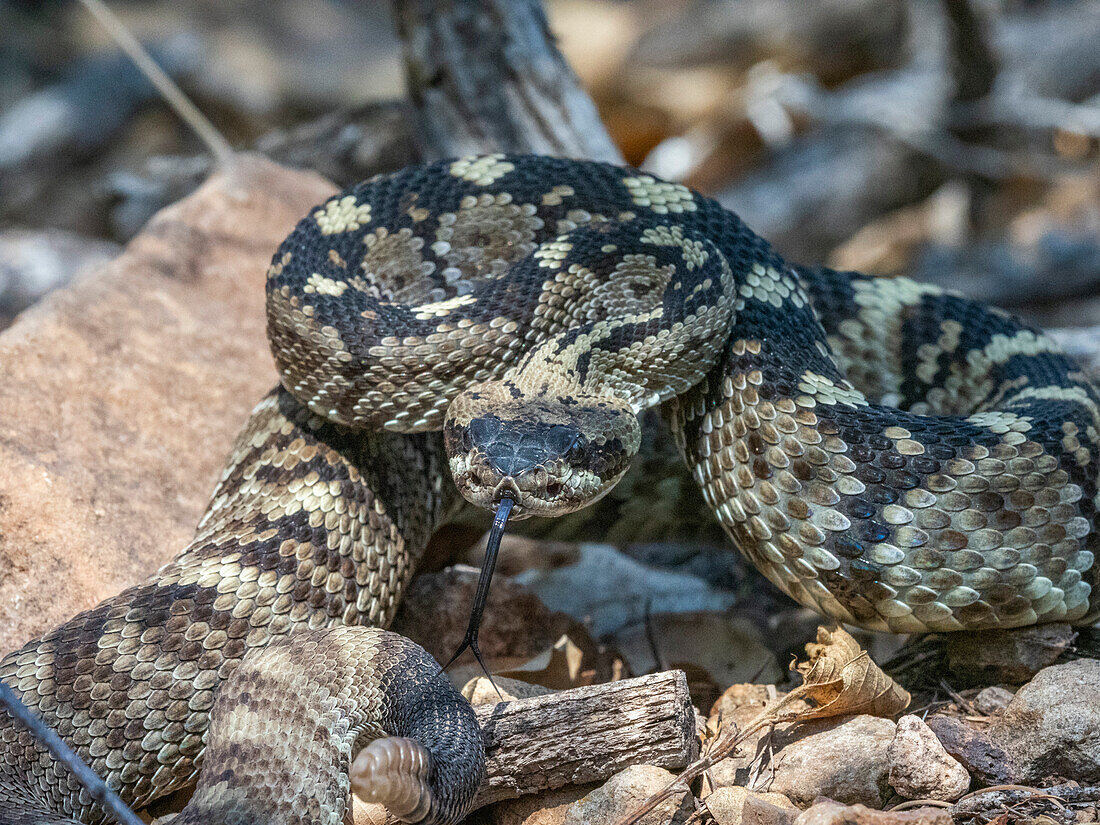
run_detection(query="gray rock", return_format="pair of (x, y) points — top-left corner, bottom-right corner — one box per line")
(924, 714), (1014, 787)
(706, 787), (799, 825)
(516, 543), (737, 636)
(563, 765), (692, 825)
(972, 686), (1014, 716)
(795, 800), (952, 825)
(769, 715), (896, 808)
(944, 624), (1074, 685)
(743, 794), (800, 825)
(0, 229), (118, 324)
(887, 715), (970, 801)
(990, 659), (1100, 783)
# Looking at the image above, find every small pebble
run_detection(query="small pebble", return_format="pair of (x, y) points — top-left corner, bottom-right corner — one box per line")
(563, 764), (692, 825)
(972, 686), (1013, 716)
(706, 786), (798, 825)
(887, 715), (970, 801)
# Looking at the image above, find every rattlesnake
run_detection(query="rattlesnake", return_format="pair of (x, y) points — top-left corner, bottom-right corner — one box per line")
(3, 155), (1098, 824)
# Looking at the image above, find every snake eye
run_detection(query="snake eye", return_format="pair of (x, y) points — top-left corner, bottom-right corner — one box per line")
(565, 437), (586, 466)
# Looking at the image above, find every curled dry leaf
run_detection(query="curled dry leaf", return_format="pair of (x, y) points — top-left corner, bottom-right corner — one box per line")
(786, 626), (911, 721)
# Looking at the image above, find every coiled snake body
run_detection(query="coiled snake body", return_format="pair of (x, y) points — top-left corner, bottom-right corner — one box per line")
(2, 155), (1098, 824)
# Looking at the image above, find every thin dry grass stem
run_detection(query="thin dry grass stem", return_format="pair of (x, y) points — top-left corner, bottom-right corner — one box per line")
(77, 0), (234, 166)
(890, 798), (954, 811)
(611, 699), (789, 825)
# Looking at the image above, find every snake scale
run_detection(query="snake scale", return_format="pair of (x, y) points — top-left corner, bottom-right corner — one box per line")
(2, 155), (1099, 824)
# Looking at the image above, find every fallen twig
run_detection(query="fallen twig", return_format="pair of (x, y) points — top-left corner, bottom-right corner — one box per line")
(471, 670), (698, 808)
(951, 784), (1100, 821)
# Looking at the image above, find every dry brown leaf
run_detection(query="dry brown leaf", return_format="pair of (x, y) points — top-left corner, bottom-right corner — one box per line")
(349, 797), (389, 825)
(616, 611), (783, 690)
(785, 626), (910, 720)
(496, 634), (590, 690)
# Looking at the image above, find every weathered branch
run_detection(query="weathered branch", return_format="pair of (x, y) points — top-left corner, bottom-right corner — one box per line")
(393, 0), (622, 163)
(718, 125), (940, 262)
(940, 0), (997, 105)
(471, 670), (699, 808)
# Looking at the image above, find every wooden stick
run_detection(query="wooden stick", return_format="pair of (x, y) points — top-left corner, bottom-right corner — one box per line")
(471, 670), (699, 808)
(392, 0), (623, 164)
(950, 784), (1100, 820)
(78, 0), (234, 166)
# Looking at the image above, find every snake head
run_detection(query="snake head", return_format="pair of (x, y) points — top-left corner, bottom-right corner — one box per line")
(444, 380), (641, 518)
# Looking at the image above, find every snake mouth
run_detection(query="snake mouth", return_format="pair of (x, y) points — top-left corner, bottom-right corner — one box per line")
(450, 452), (583, 518)
(449, 446), (630, 521)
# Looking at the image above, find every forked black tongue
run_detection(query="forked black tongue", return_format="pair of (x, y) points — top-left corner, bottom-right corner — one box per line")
(439, 496), (514, 700)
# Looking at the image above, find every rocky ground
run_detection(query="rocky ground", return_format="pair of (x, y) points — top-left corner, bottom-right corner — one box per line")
(1, 1), (1099, 824)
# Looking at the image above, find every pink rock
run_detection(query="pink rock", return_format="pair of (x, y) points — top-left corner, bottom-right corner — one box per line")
(0, 154), (335, 654)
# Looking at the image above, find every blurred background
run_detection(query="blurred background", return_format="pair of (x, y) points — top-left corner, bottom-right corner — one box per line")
(2, 0), (1099, 331)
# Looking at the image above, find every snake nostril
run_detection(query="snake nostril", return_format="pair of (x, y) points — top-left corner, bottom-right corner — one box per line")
(545, 480), (563, 497)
